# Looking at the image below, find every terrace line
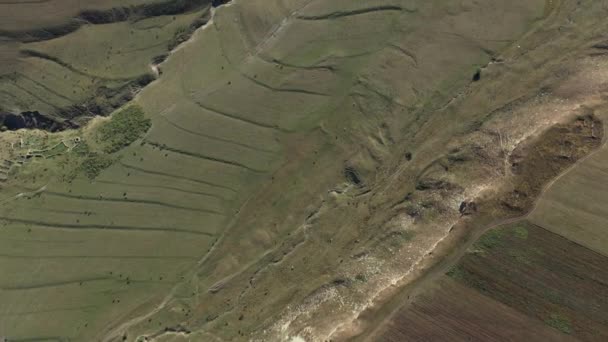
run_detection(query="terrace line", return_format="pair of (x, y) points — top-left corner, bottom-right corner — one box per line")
(0, 276), (109, 291)
(0, 216), (214, 236)
(44, 190), (225, 216)
(194, 100), (290, 132)
(145, 140), (268, 173)
(94, 179), (229, 201)
(295, 5), (407, 21)
(119, 162), (239, 194)
(155, 112), (277, 154)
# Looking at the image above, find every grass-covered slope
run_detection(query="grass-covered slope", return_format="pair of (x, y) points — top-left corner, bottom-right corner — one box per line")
(105, 0), (549, 340)
(4, 0), (608, 341)
(0, 1), (215, 125)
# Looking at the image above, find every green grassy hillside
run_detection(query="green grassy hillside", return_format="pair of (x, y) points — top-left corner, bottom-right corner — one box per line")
(2, 0), (608, 341)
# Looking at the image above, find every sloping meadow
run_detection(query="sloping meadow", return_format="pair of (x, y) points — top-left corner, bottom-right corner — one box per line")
(3, 0), (599, 341)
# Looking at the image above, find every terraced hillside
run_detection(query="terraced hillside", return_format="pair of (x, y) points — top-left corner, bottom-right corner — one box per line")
(1, 0), (608, 341)
(0, 0), (218, 128)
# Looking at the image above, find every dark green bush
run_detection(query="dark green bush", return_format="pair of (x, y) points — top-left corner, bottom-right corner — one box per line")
(80, 153), (115, 179)
(98, 105), (151, 153)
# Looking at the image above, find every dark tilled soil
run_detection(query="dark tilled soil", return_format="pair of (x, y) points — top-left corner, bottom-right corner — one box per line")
(378, 277), (575, 342)
(450, 221), (608, 341)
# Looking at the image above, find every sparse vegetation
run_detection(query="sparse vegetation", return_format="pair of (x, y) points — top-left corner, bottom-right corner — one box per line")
(544, 289), (564, 305)
(446, 265), (466, 281)
(513, 226), (529, 240)
(474, 228), (507, 251)
(545, 313), (572, 334)
(506, 248), (531, 264)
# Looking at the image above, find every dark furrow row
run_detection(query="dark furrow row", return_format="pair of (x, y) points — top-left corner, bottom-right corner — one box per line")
(20, 49), (142, 82)
(193, 100), (288, 132)
(0, 0), (52, 4)
(145, 140), (268, 173)
(296, 5), (406, 21)
(0, 216), (214, 236)
(0, 276), (109, 291)
(240, 72), (330, 97)
(44, 190), (225, 216)
(0, 305), (99, 317)
(262, 56), (337, 71)
(11, 82), (61, 110)
(156, 111), (277, 154)
(94, 179), (229, 201)
(0, 254), (197, 260)
(387, 43), (418, 67)
(16, 72), (77, 102)
(118, 162), (239, 194)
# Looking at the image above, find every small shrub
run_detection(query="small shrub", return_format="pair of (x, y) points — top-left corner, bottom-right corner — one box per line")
(355, 274), (367, 282)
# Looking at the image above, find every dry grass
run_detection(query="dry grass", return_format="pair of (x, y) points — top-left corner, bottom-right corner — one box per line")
(2, 0), (608, 341)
